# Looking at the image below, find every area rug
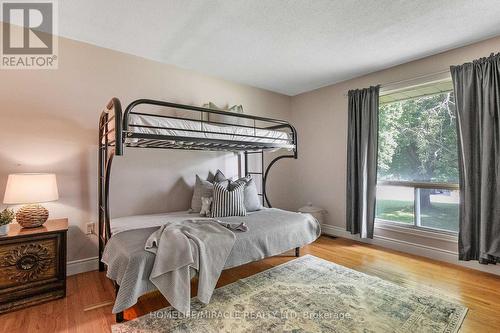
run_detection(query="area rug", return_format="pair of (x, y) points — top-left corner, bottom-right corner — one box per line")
(112, 255), (467, 333)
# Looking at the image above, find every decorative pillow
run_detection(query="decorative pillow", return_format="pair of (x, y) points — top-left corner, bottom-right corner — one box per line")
(202, 102), (253, 127)
(213, 169), (227, 183)
(229, 176), (262, 212)
(191, 175), (228, 213)
(211, 182), (246, 217)
(206, 171), (215, 183)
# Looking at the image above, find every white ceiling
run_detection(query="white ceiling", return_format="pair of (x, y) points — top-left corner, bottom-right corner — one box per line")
(58, 0), (500, 95)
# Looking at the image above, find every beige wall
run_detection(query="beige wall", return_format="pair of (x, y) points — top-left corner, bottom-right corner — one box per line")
(289, 36), (500, 275)
(2, 23), (499, 275)
(0, 32), (293, 262)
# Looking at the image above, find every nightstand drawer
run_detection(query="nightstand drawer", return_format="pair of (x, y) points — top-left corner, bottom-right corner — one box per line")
(0, 219), (67, 314)
(0, 238), (58, 289)
(0, 259), (57, 288)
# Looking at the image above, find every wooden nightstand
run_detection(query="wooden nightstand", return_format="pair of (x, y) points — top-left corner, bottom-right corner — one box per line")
(0, 218), (68, 314)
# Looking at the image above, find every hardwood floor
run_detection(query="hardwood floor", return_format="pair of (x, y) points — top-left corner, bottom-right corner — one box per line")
(1, 236), (500, 332)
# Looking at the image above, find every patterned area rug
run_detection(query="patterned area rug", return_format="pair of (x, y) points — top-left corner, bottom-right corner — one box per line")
(112, 255), (467, 333)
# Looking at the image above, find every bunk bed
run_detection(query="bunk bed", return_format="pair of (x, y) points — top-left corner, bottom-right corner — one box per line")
(98, 98), (320, 322)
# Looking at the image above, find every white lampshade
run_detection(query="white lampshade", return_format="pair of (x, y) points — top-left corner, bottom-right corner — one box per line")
(3, 173), (59, 204)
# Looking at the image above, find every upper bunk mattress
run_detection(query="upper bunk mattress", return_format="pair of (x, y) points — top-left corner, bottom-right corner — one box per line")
(127, 114), (294, 148)
(102, 208), (320, 313)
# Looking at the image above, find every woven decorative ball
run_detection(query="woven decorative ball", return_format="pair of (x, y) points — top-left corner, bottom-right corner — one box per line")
(15, 204), (49, 228)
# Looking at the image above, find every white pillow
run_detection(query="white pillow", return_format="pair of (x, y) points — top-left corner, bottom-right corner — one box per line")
(203, 102), (253, 127)
(230, 176), (262, 212)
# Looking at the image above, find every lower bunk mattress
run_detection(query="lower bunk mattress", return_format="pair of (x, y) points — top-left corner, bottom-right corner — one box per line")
(102, 208), (321, 313)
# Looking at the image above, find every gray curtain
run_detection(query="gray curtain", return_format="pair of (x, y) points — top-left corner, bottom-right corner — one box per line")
(451, 53), (500, 264)
(346, 86), (379, 239)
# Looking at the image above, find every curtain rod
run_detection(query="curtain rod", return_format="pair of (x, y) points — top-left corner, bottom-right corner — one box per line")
(343, 68), (451, 97)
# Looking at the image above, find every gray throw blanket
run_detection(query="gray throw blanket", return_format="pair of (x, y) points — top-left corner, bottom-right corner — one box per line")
(144, 220), (236, 315)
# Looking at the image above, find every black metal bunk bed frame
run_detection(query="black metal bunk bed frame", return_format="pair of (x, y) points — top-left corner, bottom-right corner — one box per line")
(98, 98), (298, 321)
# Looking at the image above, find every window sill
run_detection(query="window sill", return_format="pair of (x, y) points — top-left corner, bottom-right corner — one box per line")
(374, 219), (458, 243)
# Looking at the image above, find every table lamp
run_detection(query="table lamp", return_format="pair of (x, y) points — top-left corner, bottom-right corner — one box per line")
(3, 173), (59, 228)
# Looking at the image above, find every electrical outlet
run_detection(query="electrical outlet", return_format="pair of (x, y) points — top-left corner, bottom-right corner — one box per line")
(86, 222), (95, 235)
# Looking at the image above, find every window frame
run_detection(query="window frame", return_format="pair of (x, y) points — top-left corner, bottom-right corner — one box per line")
(375, 83), (460, 235)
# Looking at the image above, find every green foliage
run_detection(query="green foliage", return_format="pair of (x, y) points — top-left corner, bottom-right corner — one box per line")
(376, 200), (414, 223)
(0, 208), (15, 226)
(378, 92), (459, 183)
(376, 199), (459, 232)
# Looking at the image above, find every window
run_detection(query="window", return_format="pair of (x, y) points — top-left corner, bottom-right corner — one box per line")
(376, 80), (459, 233)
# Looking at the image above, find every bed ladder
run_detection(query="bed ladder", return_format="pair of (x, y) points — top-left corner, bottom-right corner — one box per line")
(244, 151), (267, 207)
(244, 150), (300, 259)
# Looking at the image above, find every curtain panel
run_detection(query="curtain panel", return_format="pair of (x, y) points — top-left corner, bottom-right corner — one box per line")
(346, 86), (380, 239)
(451, 53), (500, 264)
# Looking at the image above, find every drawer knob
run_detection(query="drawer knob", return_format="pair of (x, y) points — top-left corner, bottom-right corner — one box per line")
(17, 254), (38, 270)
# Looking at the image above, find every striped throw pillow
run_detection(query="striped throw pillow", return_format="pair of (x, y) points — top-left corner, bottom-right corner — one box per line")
(211, 182), (246, 217)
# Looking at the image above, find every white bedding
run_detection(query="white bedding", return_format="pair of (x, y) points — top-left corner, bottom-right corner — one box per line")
(126, 114), (293, 147)
(111, 210), (261, 235)
(111, 210), (199, 235)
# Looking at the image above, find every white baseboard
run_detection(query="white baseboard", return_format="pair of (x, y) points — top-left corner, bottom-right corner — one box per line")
(67, 256), (99, 276)
(321, 224), (500, 276)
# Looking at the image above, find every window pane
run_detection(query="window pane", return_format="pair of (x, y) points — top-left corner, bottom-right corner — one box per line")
(377, 91), (458, 184)
(376, 185), (414, 224)
(419, 189), (459, 232)
(376, 84), (460, 232)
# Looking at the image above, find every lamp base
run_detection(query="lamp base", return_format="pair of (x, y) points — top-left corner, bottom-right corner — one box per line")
(16, 204), (49, 228)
